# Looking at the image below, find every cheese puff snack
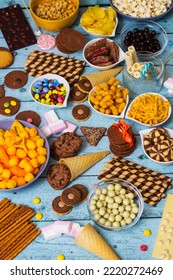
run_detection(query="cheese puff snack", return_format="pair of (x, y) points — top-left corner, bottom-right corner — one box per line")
(89, 77), (129, 116)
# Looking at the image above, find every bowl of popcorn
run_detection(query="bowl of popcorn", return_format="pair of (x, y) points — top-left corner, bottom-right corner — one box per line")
(120, 20), (168, 56)
(88, 179), (144, 231)
(109, 0), (173, 20)
(30, 74), (70, 108)
(88, 77), (129, 118)
(30, 0), (79, 31)
(83, 38), (125, 70)
(0, 119), (50, 191)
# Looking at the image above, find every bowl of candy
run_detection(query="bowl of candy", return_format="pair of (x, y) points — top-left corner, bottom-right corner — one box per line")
(30, 74), (70, 108)
(120, 20), (168, 56)
(88, 179), (144, 231)
(0, 119), (50, 191)
(109, 0), (173, 21)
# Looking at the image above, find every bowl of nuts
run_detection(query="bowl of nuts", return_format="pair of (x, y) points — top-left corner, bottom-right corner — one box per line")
(88, 179), (144, 231)
(30, 0), (79, 31)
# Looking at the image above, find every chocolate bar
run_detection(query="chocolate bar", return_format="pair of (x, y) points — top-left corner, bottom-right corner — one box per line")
(0, 4), (36, 51)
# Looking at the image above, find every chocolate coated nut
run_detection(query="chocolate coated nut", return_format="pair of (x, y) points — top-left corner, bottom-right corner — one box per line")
(52, 196), (72, 215)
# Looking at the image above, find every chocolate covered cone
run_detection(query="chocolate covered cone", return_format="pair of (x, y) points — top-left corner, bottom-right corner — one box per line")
(80, 67), (123, 88)
(59, 151), (110, 181)
(74, 223), (120, 260)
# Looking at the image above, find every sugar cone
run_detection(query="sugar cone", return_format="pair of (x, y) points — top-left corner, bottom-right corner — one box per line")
(80, 67), (123, 88)
(59, 151), (110, 181)
(74, 223), (120, 260)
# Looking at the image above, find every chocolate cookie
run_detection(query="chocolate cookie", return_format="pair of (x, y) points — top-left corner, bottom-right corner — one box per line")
(0, 47), (13, 68)
(70, 86), (88, 103)
(15, 110), (41, 127)
(78, 78), (92, 93)
(72, 105), (91, 121)
(0, 85), (5, 98)
(80, 126), (106, 146)
(143, 135), (153, 152)
(50, 132), (82, 160)
(107, 126), (134, 145)
(61, 187), (82, 206)
(52, 196), (72, 215)
(47, 164), (71, 190)
(72, 184), (88, 202)
(0, 96), (20, 116)
(149, 127), (168, 143)
(4, 70), (28, 89)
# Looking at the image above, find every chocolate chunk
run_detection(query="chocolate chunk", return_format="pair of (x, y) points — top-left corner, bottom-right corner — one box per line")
(0, 4), (37, 51)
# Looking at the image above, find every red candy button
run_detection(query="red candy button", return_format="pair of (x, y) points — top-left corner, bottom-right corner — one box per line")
(140, 245), (148, 251)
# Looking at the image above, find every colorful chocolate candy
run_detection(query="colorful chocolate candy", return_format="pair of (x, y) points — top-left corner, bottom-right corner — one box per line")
(32, 78), (66, 106)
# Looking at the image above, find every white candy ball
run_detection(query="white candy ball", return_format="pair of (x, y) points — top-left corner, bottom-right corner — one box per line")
(107, 184), (115, 190)
(115, 183), (122, 191)
(94, 213), (101, 221)
(112, 221), (120, 227)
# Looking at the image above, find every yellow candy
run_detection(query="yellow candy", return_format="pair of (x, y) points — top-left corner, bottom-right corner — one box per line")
(9, 156), (19, 167)
(0, 181), (7, 189)
(41, 99), (45, 104)
(52, 89), (58, 94)
(2, 169), (11, 179)
(7, 146), (16, 156)
(28, 149), (38, 159)
(36, 138), (44, 147)
(35, 213), (43, 220)
(10, 100), (17, 106)
(25, 172), (35, 182)
(30, 158), (39, 168)
(37, 147), (47, 155)
(29, 127), (38, 137)
(26, 139), (36, 150)
(6, 180), (17, 189)
(143, 229), (151, 236)
(56, 254), (65, 260)
(37, 155), (46, 165)
(24, 163), (34, 173)
(16, 148), (27, 159)
(33, 197), (41, 204)
(4, 108), (11, 114)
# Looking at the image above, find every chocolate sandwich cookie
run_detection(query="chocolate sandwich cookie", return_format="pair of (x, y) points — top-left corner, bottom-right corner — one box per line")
(70, 86), (88, 103)
(72, 184), (88, 202)
(50, 132), (82, 160)
(0, 85), (5, 98)
(61, 187), (82, 206)
(72, 105), (91, 121)
(4, 70), (28, 89)
(0, 47), (14, 68)
(52, 196), (72, 215)
(0, 96), (20, 116)
(15, 110), (41, 127)
(46, 164), (71, 190)
(78, 78), (92, 93)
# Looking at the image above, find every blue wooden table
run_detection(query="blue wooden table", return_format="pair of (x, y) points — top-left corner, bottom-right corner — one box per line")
(0, 0), (173, 260)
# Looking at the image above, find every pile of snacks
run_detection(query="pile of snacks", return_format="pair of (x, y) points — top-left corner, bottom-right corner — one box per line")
(0, 198), (40, 260)
(0, 120), (47, 189)
(89, 77), (129, 116)
(80, 6), (117, 36)
(89, 182), (139, 228)
(143, 127), (173, 162)
(112, 0), (172, 18)
(127, 93), (170, 125)
(84, 38), (119, 66)
(98, 156), (172, 206)
(34, 0), (76, 20)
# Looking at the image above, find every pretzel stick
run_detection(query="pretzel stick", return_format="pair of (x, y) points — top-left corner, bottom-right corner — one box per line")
(2, 229), (40, 260)
(0, 221), (29, 243)
(0, 204), (21, 223)
(0, 203), (15, 218)
(0, 198), (10, 210)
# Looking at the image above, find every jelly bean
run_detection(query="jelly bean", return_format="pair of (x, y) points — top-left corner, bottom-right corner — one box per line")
(43, 87), (49, 93)
(43, 78), (49, 83)
(35, 89), (40, 94)
(143, 229), (151, 236)
(140, 245), (148, 251)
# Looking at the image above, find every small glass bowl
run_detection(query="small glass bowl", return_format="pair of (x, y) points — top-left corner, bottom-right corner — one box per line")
(87, 179), (144, 231)
(122, 52), (164, 94)
(120, 20), (168, 57)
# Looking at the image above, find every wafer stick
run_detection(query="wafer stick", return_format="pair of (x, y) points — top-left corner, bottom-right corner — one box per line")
(0, 198), (10, 209)
(2, 228), (40, 260)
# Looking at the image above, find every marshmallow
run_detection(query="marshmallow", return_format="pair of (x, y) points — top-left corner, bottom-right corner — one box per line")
(48, 119), (67, 134)
(54, 221), (73, 234)
(68, 223), (82, 237)
(44, 110), (59, 124)
(40, 125), (52, 138)
(63, 121), (77, 133)
(41, 221), (73, 240)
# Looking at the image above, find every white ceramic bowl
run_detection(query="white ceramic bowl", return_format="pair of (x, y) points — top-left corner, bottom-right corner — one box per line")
(81, 16), (118, 38)
(30, 74), (70, 108)
(125, 92), (171, 127)
(83, 38), (125, 70)
(139, 128), (173, 165)
(88, 86), (129, 118)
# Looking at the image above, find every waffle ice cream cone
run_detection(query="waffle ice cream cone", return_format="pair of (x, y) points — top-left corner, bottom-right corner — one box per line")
(59, 151), (110, 181)
(80, 67), (123, 88)
(74, 223), (120, 260)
